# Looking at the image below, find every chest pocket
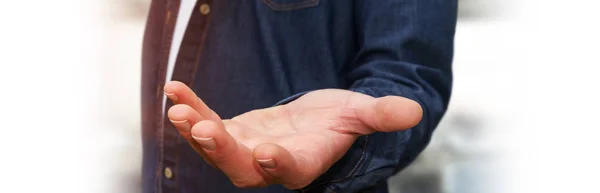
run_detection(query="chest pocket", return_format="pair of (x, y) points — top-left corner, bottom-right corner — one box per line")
(261, 0), (320, 11)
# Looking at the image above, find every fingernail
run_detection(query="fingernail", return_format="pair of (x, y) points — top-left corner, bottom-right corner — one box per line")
(165, 92), (179, 103)
(256, 158), (277, 169)
(192, 136), (216, 150)
(169, 119), (190, 131)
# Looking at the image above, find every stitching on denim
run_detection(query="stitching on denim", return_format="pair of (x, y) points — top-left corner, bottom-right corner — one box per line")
(187, 1), (213, 88)
(155, 0), (182, 191)
(261, 0), (320, 11)
(301, 135), (369, 192)
(155, 4), (171, 191)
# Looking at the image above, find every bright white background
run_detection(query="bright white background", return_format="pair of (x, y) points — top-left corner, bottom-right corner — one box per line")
(0, 0), (598, 192)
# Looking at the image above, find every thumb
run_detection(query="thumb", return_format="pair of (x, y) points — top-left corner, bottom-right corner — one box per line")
(353, 95), (423, 133)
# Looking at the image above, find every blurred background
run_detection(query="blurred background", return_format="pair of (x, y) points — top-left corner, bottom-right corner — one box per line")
(2, 0), (599, 192)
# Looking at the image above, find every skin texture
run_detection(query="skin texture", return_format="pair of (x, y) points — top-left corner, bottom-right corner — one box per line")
(163, 81), (423, 189)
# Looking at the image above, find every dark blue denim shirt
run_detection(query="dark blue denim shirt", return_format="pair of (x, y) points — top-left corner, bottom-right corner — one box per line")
(141, 0), (457, 192)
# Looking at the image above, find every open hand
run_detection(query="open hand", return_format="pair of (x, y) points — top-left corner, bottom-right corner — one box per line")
(164, 81), (422, 189)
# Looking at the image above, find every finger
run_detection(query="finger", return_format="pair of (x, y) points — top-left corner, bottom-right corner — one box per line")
(167, 104), (217, 167)
(252, 143), (312, 189)
(164, 81), (219, 122)
(167, 104), (204, 138)
(353, 95), (423, 133)
(191, 120), (266, 188)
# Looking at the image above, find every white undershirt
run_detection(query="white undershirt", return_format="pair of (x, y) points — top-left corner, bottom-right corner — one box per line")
(163, 0), (197, 113)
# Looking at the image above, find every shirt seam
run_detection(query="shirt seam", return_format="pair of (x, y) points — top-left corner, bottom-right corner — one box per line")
(261, 0), (319, 11)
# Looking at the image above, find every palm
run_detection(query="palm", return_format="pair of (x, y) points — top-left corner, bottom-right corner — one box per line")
(163, 82), (422, 189)
(227, 90), (368, 177)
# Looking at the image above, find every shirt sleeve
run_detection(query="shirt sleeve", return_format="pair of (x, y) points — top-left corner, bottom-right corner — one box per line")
(292, 0), (458, 192)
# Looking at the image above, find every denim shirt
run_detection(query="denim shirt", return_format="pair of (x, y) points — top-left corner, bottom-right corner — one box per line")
(141, 0), (457, 193)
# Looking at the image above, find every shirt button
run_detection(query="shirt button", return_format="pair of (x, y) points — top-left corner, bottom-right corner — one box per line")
(199, 4), (210, 15)
(164, 167), (173, 179)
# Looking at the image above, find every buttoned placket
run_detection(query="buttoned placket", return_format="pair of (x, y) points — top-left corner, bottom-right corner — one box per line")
(158, 0), (213, 192)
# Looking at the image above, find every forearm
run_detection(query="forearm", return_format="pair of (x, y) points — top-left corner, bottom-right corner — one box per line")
(299, 0), (458, 192)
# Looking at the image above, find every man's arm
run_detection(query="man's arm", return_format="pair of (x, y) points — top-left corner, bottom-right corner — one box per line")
(295, 0), (457, 192)
(163, 0), (457, 190)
